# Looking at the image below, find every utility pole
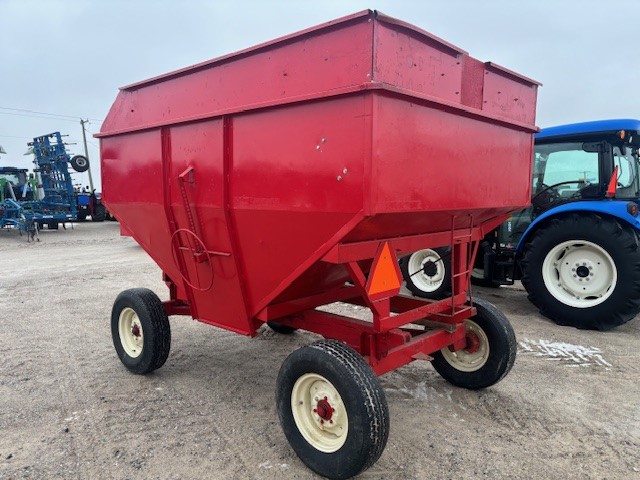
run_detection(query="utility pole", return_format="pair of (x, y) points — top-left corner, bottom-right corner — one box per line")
(80, 119), (95, 192)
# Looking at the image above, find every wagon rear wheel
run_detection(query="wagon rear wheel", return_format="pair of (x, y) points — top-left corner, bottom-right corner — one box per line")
(432, 297), (516, 390)
(276, 340), (389, 480)
(400, 247), (451, 299)
(111, 288), (171, 374)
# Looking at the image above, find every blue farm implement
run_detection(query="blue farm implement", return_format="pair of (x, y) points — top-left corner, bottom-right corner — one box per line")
(0, 132), (98, 240)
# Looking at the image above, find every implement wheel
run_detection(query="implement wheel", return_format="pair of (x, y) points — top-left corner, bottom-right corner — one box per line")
(432, 297), (516, 390)
(111, 288), (171, 374)
(276, 340), (389, 480)
(400, 247), (451, 299)
(521, 214), (640, 330)
(70, 155), (89, 172)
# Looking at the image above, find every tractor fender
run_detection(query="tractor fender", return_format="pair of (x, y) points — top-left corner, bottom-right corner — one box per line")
(516, 200), (640, 252)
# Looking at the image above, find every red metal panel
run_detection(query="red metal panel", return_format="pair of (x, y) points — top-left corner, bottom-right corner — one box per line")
(165, 120), (252, 333)
(101, 130), (179, 281)
(369, 93), (534, 216)
(100, 16), (374, 136)
(461, 57), (485, 110)
(229, 96), (370, 314)
(374, 20), (464, 104)
(482, 62), (539, 125)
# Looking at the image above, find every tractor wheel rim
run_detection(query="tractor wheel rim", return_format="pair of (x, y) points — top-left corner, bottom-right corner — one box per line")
(118, 307), (144, 358)
(471, 267), (485, 280)
(407, 249), (445, 293)
(542, 240), (617, 308)
(441, 319), (489, 372)
(291, 373), (348, 453)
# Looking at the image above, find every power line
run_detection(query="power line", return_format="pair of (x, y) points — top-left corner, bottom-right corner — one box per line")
(0, 107), (103, 122)
(0, 111), (81, 123)
(0, 134), (31, 139)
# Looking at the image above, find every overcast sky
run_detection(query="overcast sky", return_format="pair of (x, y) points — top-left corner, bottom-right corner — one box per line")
(1, 0), (639, 189)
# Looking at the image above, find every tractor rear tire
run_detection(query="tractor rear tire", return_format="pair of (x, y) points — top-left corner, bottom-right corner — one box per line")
(400, 247), (451, 299)
(521, 214), (640, 330)
(92, 204), (106, 222)
(111, 288), (171, 374)
(276, 340), (389, 480)
(431, 297), (516, 390)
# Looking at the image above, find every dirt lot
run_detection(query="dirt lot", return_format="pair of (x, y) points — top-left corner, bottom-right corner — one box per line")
(1, 222), (639, 479)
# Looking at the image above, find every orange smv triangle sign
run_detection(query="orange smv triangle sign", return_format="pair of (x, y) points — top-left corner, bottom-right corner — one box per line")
(366, 242), (402, 299)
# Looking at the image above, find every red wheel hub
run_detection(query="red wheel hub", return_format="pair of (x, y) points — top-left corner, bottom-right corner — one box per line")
(465, 331), (480, 353)
(131, 323), (141, 338)
(315, 398), (334, 421)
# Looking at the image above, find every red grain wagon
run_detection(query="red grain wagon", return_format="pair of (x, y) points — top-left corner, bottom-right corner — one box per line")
(98, 10), (539, 479)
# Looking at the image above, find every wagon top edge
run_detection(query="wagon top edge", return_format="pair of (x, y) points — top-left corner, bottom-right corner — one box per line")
(119, 10), (473, 92)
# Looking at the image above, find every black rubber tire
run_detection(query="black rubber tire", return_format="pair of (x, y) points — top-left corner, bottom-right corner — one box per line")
(76, 210), (87, 221)
(70, 155), (89, 173)
(92, 204), (106, 222)
(276, 340), (389, 480)
(111, 288), (171, 374)
(267, 321), (297, 334)
(521, 214), (640, 330)
(400, 247), (452, 299)
(48, 221), (58, 230)
(432, 297), (516, 390)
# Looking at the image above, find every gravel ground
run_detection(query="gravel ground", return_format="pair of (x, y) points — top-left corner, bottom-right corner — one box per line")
(1, 222), (639, 479)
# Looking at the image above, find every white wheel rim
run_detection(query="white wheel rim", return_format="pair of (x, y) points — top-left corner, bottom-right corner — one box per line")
(407, 249), (445, 293)
(118, 307), (144, 358)
(441, 319), (489, 372)
(542, 240), (617, 308)
(291, 373), (348, 453)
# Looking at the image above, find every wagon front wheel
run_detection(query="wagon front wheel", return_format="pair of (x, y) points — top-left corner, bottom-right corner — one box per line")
(431, 297), (516, 390)
(111, 288), (171, 374)
(276, 340), (389, 480)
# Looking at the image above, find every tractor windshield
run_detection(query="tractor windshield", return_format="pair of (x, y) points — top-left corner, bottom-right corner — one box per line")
(532, 142), (599, 199)
(0, 173), (22, 186)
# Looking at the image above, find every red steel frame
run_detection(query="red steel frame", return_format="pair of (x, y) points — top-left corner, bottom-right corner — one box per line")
(163, 213), (506, 375)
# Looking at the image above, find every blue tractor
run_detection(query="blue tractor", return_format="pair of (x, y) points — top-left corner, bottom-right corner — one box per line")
(401, 119), (640, 330)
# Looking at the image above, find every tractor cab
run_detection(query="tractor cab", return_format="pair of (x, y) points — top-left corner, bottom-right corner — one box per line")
(0, 166), (29, 201)
(497, 119), (640, 249)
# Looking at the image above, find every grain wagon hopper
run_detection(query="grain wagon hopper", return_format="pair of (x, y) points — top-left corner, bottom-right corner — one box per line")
(98, 10), (539, 479)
